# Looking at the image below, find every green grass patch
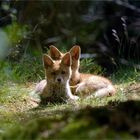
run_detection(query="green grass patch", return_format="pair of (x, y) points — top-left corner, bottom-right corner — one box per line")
(0, 64), (140, 139)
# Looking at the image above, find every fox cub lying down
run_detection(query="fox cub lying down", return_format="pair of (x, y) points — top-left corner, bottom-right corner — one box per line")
(34, 45), (116, 103)
(40, 52), (79, 103)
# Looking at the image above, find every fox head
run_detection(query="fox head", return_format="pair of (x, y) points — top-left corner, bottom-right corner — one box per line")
(49, 45), (81, 71)
(43, 52), (72, 85)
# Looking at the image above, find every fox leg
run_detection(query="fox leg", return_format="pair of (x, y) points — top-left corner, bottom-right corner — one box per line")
(95, 85), (116, 97)
(35, 80), (47, 94)
(75, 82), (116, 98)
(29, 80), (47, 105)
(87, 85), (116, 99)
(75, 82), (86, 93)
(66, 84), (79, 100)
(69, 95), (79, 100)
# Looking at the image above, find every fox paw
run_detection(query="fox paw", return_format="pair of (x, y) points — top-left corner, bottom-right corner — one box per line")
(75, 82), (85, 93)
(70, 95), (79, 100)
(74, 95), (79, 100)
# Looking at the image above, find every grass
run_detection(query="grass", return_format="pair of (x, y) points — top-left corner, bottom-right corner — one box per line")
(0, 64), (140, 139)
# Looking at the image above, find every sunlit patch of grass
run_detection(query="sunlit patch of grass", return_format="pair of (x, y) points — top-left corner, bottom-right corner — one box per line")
(0, 82), (33, 110)
(0, 63), (140, 139)
(0, 82), (35, 136)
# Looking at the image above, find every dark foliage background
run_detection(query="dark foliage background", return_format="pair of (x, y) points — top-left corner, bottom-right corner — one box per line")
(0, 0), (140, 80)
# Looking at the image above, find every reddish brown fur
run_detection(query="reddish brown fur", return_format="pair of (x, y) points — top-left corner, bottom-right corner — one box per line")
(49, 45), (116, 97)
(40, 52), (79, 102)
(35, 45), (116, 99)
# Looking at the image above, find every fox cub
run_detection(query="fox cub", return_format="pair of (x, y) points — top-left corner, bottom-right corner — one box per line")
(40, 52), (79, 103)
(35, 45), (80, 94)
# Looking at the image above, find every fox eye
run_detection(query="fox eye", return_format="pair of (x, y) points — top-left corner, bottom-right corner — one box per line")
(51, 72), (56, 75)
(61, 71), (66, 74)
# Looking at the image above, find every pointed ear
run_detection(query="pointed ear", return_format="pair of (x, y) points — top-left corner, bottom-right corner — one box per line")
(69, 45), (81, 60)
(43, 54), (54, 68)
(49, 45), (62, 60)
(61, 53), (71, 66)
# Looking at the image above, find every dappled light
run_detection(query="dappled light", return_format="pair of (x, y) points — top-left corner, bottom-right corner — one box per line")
(0, 1), (140, 139)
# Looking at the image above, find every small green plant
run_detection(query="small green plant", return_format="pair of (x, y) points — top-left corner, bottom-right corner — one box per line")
(0, 56), (44, 83)
(12, 56), (44, 82)
(80, 58), (103, 74)
(112, 65), (140, 84)
(0, 61), (19, 84)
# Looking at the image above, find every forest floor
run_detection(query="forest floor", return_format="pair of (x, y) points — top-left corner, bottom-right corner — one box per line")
(0, 66), (140, 139)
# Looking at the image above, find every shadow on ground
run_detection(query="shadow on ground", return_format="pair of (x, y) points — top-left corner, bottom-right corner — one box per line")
(1, 100), (140, 140)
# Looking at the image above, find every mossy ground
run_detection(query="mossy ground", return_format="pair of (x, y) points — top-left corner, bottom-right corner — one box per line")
(0, 66), (140, 139)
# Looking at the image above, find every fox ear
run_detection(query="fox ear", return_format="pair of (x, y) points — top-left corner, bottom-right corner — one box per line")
(61, 53), (71, 66)
(43, 54), (54, 68)
(69, 45), (81, 60)
(49, 45), (62, 60)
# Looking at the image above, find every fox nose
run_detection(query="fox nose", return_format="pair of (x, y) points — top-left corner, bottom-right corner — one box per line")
(57, 78), (61, 82)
